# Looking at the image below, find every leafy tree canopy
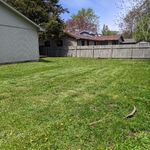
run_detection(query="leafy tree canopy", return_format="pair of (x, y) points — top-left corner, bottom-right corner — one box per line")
(119, 0), (150, 41)
(134, 14), (150, 41)
(101, 25), (118, 36)
(66, 8), (100, 33)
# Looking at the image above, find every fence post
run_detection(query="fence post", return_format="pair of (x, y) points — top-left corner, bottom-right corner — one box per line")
(111, 45), (113, 58)
(75, 46), (77, 57)
(131, 47), (133, 59)
(92, 46), (94, 58)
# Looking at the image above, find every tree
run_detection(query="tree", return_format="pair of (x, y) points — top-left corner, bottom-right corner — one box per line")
(134, 14), (150, 41)
(118, 0), (150, 41)
(122, 31), (133, 39)
(121, 9), (140, 38)
(101, 25), (118, 35)
(66, 8), (100, 33)
(5, 0), (49, 24)
(5, 0), (68, 39)
(133, 0), (150, 41)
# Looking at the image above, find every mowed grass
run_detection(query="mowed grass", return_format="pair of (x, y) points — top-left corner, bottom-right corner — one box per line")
(0, 58), (150, 150)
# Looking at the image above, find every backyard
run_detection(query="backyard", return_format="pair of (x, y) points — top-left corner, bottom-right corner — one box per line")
(0, 58), (150, 149)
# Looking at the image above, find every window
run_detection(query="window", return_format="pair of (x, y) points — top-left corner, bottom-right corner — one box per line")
(94, 41), (97, 45)
(45, 41), (51, 47)
(57, 40), (63, 47)
(101, 41), (108, 45)
(81, 41), (85, 46)
(87, 40), (89, 45)
(77, 40), (80, 46)
(112, 41), (118, 45)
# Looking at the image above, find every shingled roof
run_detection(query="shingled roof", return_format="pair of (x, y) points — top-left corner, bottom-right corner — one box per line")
(65, 31), (124, 42)
(123, 39), (137, 44)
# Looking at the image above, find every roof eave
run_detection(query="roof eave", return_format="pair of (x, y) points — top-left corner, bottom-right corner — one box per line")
(0, 0), (44, 32)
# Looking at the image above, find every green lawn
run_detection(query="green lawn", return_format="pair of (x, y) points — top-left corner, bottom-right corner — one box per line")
(0, 58), (150, 150)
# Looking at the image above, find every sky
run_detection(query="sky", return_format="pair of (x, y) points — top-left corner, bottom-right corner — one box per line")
(59, 0), (123, 31)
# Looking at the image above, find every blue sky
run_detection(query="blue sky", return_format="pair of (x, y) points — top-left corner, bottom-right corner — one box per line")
(59, 0), (122, 31)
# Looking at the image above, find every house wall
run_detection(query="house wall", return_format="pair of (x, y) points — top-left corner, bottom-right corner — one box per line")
(108, 41), (112, 45)
(0, 3), (36, 30)
(77, 40), (95, 46)
(77, 40), (83, 46)
(40, 37), (77, 47)
(89, 41), (95, 45)
(39, 37), (77, 56)
(39, 37), (122, 56)
(0, 26), (39, 63)
(64, 37), (77, 46)
(0, 3), (39, 64)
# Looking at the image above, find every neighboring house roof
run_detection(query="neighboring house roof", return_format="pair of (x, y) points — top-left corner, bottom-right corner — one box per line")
(138, 41), (150, 46)
(123, 39), (137, 44)
(0, 0), (44, 31)
(65, 31), (124, 42)
(98, 35), (124, 41)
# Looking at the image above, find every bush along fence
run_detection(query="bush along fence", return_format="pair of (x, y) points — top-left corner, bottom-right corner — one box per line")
(40, 43), (150, 59)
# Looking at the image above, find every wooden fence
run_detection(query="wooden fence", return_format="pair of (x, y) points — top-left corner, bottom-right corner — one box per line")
(40, 43), (150, 59)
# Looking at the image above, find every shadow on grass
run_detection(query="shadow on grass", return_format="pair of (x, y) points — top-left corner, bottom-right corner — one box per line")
(145, 59), (150, 64)
(39, 58), (53, 63)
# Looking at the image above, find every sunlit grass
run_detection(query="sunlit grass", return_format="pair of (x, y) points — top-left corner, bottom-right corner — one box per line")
(0, 58), (150, 149)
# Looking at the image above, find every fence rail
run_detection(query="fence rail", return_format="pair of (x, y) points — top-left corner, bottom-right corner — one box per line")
(40, 44), (150, 59)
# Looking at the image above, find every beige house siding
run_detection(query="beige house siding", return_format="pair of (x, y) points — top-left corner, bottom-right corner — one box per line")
(39, 33), (124, 56)
(64, 37), (77, 46)
(77, 40), (95, 46)
(89, 41), (95, 45)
